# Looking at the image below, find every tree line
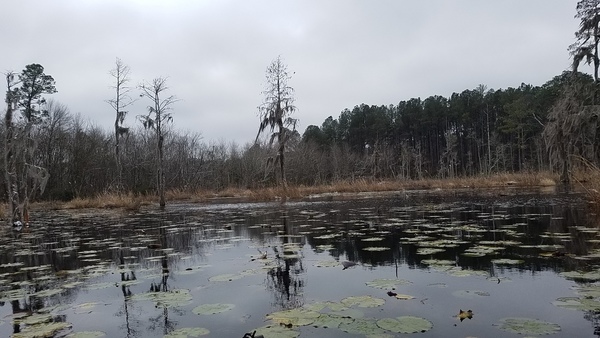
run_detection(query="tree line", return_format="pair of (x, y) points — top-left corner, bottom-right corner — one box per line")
(2, 0), (600, 220)
(1, 68), (594, 203)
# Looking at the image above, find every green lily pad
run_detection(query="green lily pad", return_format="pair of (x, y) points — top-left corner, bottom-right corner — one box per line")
(13, 321), (72, 338)
(553, 297), (600, 311)
(341, 295), (385, 308)
(559, 271), (600, 282)
(376, 316), (433, 333)
(491, 258), (524, 265)
(365, 278), (412, 289)
(163, 327), (210, 337)
(19, 313), (53, 325)
(416, 248), (445, 255)
(304, 301), (349, 312)
(254, 325), (299, 338)
(192, 303), (235, 315)
(266, 308), (321, 326)
(65, 331), (107, 338)
(362, 247), (390, 252)
(311, 313), (354, 328)
(130, 289), (192, 308)
(496, 317), (561, 335)
(339, 318), (386, 335)
(421, 259), (455, 266)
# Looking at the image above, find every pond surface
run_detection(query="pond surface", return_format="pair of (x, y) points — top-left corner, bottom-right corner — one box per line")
(1, 189), (600, 337)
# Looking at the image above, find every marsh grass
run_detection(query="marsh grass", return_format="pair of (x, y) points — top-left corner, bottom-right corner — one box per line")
(64, 192), (145, 210)
(55, 172), (558, 209)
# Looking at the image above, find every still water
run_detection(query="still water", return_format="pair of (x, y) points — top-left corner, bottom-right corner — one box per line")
(0, 189), (599, 337)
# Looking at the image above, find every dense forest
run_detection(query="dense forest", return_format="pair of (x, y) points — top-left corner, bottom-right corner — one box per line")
(0, 69), (596, 203)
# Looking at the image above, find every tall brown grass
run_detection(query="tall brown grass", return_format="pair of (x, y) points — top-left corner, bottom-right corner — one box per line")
(64, 192), (145, 211)
(57, 172), (558, 209)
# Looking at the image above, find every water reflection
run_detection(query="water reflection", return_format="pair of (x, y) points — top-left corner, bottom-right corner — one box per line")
(0, 191), (599, 336)
(265, 211), (305, 310)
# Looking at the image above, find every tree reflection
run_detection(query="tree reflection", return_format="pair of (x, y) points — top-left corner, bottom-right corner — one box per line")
(116, 250), (140, 338)
(147, 225), (178, 337)
(266, 210), (305, 310)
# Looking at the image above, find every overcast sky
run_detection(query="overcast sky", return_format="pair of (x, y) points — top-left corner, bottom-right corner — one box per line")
(0, 0), (582, 145)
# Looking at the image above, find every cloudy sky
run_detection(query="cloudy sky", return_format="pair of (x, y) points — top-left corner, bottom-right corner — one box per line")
(1, 0), (582, 145)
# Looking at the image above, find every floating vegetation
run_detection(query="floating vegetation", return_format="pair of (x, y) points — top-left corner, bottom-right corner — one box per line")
(491, 258), (524, 265)
(416, 247), (445, 255)
(163, 327), (210, 337)
(311, 313), (354, 328)
(457, 309), (473, 322)
(192, 303), (235, 315)
(452, 290), (490, 299)
(65, 331), (107, 338)
(339, 318), (386, 335)
(266, 308), (321, 326)
(553, 297), (600, 311)
(314, 260), (340, 268)
(254, 325), (299, 338)
(365, 278), (412, 289)
(376, 316), (433, 333)
(362, 247), (390, 252)
(13, 321), (72, 338)
(559, 271), (600, 282)
(130, 289), (192, 308)
(495, 317), (561, 335)
(421, 259), (455, 266)
(462, 245), (503, 257)
(341, 295), (385, 308)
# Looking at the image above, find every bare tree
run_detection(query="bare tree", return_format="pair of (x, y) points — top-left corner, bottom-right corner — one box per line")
(256, 56), (297, 189)
(106, 58), (134, 191)
(138, 77), (177, 207)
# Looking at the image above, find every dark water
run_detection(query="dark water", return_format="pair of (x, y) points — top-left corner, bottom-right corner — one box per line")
(1, 189), (600, 337)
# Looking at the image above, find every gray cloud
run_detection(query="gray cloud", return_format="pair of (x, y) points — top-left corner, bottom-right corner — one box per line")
(1, 0), (580, 144)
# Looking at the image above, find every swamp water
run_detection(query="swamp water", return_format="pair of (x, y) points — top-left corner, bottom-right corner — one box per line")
(1, 190), (600, 337)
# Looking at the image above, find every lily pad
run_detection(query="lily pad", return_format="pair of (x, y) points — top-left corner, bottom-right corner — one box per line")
(339, 318), (386, 335)
(496, 317), (561, 335)
(376, 316), (433, 333)
(253, 325), (299, 338)
(362, 247), (390, 252)
(416, 248), (445, 255)
(365, 278), (412, 289)
(65, 332), (107, 338)
(266, 308), (321, 326)
(559, 271), (600, 282)
(192, 303), (235, 315)
(130, 289), (192, 308)
(13, 321), (72, 338)
(552, 297), (600, 311)
(341, 295), (385, 308)
(452, 290), (490, 299)
(163, 327), (210, 337)
(311, 313), (354, 328)
(491, 258), (524, 265)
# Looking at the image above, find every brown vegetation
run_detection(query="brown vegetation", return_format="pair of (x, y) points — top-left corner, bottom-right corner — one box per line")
(54, 172), (558, 210)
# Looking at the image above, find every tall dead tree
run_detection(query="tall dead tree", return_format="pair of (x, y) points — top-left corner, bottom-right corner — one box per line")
(256, 56), (297, 189)
(4, 64), (55, 225)
(106, 58), (133, 191)
(138, 77), (176, 207)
